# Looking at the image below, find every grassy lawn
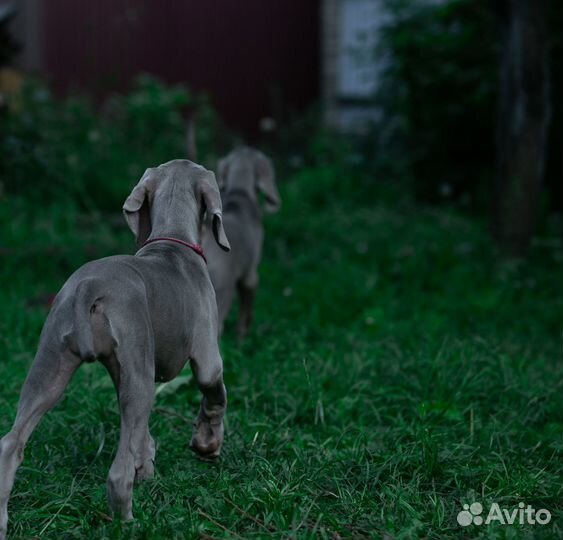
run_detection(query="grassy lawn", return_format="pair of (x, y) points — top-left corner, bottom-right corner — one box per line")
(1, 165), (563, 539)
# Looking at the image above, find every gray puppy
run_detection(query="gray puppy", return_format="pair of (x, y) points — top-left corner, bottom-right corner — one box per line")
(203, 147), (281, 337)
(0, 160), (229, 539)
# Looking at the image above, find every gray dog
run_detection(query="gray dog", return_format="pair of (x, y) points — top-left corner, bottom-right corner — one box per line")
(0, 160), (230, 539)
(203, 147), (280, 337)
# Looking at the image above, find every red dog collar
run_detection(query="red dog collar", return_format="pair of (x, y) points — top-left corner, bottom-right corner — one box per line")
(142, 237), (207, 263)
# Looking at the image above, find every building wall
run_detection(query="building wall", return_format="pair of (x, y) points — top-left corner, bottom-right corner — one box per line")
(322, 0), (389, 133)
(11, 0), (320, 138)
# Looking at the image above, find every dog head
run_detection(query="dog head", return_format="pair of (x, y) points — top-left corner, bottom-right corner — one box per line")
(123, 160), (230, 251)
(217, 147), (281, 213)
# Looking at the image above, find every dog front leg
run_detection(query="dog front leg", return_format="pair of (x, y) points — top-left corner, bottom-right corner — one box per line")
(215, 284), (235, 338)
(101, 355), (155, 484)
(189, 341), (227, 461)
(236, 281), (257, 339)
(106, 343), (155, 521)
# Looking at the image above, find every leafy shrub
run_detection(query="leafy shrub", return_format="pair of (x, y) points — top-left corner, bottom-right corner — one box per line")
(0, 75), (225, 210)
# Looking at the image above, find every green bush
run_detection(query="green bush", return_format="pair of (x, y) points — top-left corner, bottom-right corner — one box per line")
(0, 75), (224, 210)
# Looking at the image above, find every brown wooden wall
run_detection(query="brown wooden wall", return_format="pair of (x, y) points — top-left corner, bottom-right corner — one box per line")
(39, 0), (320, 138)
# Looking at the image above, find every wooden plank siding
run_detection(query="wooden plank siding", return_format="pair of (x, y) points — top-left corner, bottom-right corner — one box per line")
(36, 0), (320, 137)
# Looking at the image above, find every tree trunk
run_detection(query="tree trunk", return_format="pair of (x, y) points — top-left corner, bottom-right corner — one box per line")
(491, 0), (550, 256)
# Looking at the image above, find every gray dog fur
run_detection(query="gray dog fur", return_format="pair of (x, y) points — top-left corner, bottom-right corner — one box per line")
(0, 160), (230, 539)
(203, 147), (280, 337)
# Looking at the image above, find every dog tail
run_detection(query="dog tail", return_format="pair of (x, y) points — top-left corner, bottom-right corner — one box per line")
(72, 278), (101, 361)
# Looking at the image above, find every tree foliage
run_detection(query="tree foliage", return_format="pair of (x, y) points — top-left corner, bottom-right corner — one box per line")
(378, 0), (561, 213)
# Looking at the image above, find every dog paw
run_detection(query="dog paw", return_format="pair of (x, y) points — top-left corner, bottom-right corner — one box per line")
(190, 415), (224, 461)
(135, 459), (155, 482)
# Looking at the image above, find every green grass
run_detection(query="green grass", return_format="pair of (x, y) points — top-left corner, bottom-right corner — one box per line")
(1, 165), (563, 539)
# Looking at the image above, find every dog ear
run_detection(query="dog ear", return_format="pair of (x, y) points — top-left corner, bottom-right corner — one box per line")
(254, 151), (281, 213)
(216, 157), (229, 191)
(123, 172), (154, 246)
(199, 172), (231, 252)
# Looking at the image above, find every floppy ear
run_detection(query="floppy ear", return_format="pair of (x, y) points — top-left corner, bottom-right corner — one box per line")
(199, 172), (231, 252)
(122, 172), (154, 246)
(216, 157), (229, 190)
(254, 152), (281, 213)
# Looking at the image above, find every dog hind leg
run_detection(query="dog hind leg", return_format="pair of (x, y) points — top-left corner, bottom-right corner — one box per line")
(0, 346), (81, 540)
